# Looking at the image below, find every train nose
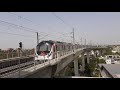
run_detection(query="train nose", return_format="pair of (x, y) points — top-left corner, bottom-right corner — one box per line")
(40, 51), (46, 56)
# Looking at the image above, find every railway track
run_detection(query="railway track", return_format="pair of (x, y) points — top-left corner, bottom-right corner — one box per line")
(0, 56), (34, 78)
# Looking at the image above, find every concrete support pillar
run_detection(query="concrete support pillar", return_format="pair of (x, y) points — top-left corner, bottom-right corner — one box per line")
(87, 51), (90, 64)
(58, 67), (67, 77)
(102, 50), (105, 56)
(82, 55), (85, 72)
(94, 50), (97, 58)
(74, 58), (79, 76)
(99, 50), (102, 57)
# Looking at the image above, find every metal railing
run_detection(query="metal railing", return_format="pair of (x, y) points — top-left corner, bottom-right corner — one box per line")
(0, 53), (19, 60)
(0, 51), (34, 60)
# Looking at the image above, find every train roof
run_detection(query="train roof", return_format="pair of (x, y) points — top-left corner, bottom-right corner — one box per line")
(37, 40), (73, 46)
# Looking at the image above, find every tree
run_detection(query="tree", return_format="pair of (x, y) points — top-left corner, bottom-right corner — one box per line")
(97, 59), (106, 64)
(103, 48), (113, 55)
(115, 52), (120, 55)
(85, 63), (96, 76)
(84, 57), (105, 77)
(65, 62), (74, 76)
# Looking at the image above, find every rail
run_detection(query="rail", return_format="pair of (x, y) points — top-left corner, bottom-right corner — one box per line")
(0, 56), (34, 78)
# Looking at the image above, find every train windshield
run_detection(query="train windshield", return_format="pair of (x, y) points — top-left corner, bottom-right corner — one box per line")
(37, 43), (52, 52)
(36, 41), (53, 55)
(39, 44), (51, 51)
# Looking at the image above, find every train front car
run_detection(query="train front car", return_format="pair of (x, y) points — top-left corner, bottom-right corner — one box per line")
(35, 41), (54, 63)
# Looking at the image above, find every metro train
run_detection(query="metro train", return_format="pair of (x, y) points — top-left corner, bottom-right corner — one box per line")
(35, 40), (81, 62)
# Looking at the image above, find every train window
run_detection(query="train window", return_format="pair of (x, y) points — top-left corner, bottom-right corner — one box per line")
(15, 61), (17, 65)
(0, 63), (2, 69)
(62, 45), (64, 50)
(20, 59), (22, 63)
(39, 44), (51, 51)
(61, 45), (62, 50)
(9, 61), (12, 66)
(53, 46), (56, 52)
(23, 59), (25, 63)
(64, 45), (66, 50)
(12, 61), (14, 66)
(39, 45), (47, 51)
(68, 46), (70, 50)
(22, 59), (25, 63)
(5, 62), (9, 67)
(2, 62), (5, 68)
(57, 45), (59, 51)
(14, 61), (16, 65)
(26, 59), (29, 62)
(56, 46), (58, 51)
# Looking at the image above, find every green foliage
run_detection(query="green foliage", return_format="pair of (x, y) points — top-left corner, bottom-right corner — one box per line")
(65, 56), (105, 77)
(115, 52), (120, 55)
(97, 59), (106, 64)
(78, 57), (82, 65)
(68, 62), (74, 68)
(85, 57), (105, 77)
(90, 58), (106, 64)
(103, 48), (113, 55)
(85, 63), (96, 76)
(65, 62), (74, 76)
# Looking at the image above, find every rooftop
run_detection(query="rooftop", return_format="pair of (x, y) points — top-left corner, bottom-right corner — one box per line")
(98, 64), (120, 78)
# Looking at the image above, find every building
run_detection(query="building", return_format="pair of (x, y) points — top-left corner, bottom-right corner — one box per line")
(7, 48), (14, 53)
(104, 55), (120, 64)
(98, 64), (120, 78)
(112, 45), (120, 53)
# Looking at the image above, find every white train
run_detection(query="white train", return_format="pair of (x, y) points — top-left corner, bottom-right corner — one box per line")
(35, 40), (81, 62)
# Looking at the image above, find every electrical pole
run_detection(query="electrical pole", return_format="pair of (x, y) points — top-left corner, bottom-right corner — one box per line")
(81, 37), (82, 47)
(73, 28), (75, 52)
(37, 32), (39, 45)
(85, 38), (86, 47)
(73, 28), (75, 45)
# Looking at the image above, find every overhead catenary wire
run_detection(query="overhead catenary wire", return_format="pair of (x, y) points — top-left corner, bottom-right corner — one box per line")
(8, 12), (35, 23)
(8, 12), (60, 41)
(0, 19), (51, 37)
(0, 20), (50, 36)
(0, 19), (36, 33)
(8, 12), (74, 42)
(51, 12), (73, 29)
(0, 31), (35, 38)
(8, 12), (54, 34)
(8, 12), (73, 40)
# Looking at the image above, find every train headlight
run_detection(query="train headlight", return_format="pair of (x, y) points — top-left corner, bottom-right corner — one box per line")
(35, 55), (38, 58)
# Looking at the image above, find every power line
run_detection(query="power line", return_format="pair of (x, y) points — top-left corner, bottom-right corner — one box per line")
(51, 12), (73, 29)
(8, 12), (74, 42)
(8, 12), (55, 33)
(0, 31), (35, 38)
(8, 12), (34, 23)
(0, 19), (50, 36)
(0, 19), (36, 33)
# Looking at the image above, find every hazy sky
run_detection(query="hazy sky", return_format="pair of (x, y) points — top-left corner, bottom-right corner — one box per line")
(0, 12), (120, 49)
